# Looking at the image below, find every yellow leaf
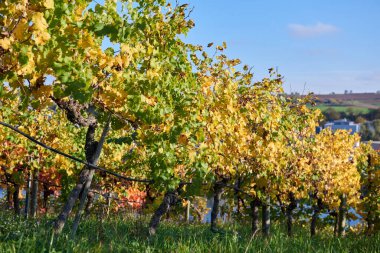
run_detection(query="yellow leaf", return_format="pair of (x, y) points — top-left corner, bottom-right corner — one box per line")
(13, 18), (28, 40)
(189, 150), (196, 162)
(0, 38), (11, 50)
(43, 0), (54, 9)
(32, 13), (48, 31)
(147, 68), (159, 79)
(32, 12), (50, 45)
(120, 43), (130, 53)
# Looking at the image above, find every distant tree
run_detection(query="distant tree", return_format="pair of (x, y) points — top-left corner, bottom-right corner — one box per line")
(355, 116), (366, 124)
(360, 123), (373, 141)
(346, 108), (356, 121)
(368, 108), (380, 120)
(373, 119), (380, 141)
(374, 109), (380, 120)
(324, 108), (341, 121)
(360, 119), (380, 141)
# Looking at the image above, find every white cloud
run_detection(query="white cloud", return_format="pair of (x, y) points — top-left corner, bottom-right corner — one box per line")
(288, 22), (339, 38)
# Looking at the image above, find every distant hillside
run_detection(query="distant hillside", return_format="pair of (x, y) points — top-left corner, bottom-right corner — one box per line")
(306, 93), (380, 112)
(313, 93), (380, 108)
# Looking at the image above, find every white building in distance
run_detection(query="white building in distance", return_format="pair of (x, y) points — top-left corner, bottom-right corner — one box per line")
(324, 119), (360, 134)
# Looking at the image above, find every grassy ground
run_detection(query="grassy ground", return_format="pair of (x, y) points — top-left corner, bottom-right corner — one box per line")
(1, 212), (380, 253)
(315, 105), (371, 114)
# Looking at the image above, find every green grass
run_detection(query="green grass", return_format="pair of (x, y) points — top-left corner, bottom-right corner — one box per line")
(0, 212), (380, 253)
(315, 105), (371, 114)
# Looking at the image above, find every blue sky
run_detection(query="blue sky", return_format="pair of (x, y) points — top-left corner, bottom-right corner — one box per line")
(180, 0), (380, 94)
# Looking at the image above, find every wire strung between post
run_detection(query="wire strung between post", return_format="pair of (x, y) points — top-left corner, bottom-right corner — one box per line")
(0, 121), (257, 200)
(0, 121), (152, 183)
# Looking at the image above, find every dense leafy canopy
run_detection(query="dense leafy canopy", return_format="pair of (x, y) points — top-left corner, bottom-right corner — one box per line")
(1, 0), (379, 236)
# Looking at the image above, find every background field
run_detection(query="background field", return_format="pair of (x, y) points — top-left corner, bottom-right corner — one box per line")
(312, 93), (380, 113)
(315, 105), (371, 114)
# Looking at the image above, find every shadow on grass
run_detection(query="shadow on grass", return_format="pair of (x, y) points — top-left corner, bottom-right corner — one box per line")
(1, 211), (380, 253)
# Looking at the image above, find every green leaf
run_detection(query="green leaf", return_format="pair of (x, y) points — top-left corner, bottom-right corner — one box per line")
(93, 23), (105, 32)
(104, 47), (115, 56)
(18, 52), (29, 66)
(31, 99), (41, 109)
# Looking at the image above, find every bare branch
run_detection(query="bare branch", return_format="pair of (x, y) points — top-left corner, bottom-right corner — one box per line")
(50, 96), (97, 127)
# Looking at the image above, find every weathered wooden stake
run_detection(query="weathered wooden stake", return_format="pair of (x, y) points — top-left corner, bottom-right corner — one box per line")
(338, 194), (347, 237)
(185, 199), (191, 223)
(250, 197), (261, 235)
(24, 171), (31, 218)
(30, 169), (39, 218)
(262, 195), (270, 237)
